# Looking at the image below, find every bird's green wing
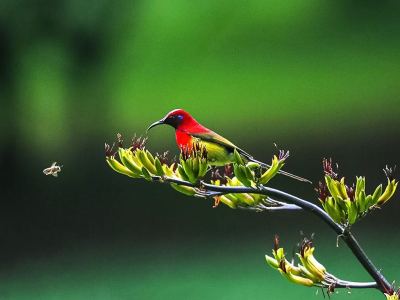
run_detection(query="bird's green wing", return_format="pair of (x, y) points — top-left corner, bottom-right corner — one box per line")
(189, 131), (254, 159)
(189, 131), (312, 183)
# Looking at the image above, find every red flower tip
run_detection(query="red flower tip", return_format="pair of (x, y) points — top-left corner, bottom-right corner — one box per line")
(274, 234), (280, 252)
(131, 135), (147, 150)
(300, 238), (313, 258)
(156, 151), (175, 165)
(315, 181), (329, 202)
(105, 142), (115, 158)
(322, 158), (338, 179)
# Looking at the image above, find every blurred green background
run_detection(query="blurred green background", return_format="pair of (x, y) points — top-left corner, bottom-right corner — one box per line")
(1, 0), (399, 299)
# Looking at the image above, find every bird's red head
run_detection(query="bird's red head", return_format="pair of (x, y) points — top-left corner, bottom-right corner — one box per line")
(147, 109), (202, 132)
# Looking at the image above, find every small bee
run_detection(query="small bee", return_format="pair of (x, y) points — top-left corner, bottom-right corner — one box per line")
(43, 162), (63, 177)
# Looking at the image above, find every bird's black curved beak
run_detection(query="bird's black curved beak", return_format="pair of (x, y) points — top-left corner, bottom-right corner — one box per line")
(146, 119), (165, 132)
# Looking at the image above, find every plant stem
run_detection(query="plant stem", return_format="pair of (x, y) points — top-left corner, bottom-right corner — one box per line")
(154, 176), (392, 294)
(332, 279), (378, 289)
(262, 186), (391, 293)
(199, 182), (392, 294)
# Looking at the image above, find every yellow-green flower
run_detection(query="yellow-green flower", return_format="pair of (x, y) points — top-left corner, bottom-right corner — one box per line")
(265, 235), (328, 288)
(385, 291), (400, 300)
(316, 159), (398, 225)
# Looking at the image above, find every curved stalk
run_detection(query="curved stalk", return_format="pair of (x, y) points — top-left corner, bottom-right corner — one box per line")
(153, 176), (392, 294)
(332, 279), (378, 289)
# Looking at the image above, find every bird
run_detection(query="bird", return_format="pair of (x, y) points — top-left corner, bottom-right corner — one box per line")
(147, 109), (311, 183)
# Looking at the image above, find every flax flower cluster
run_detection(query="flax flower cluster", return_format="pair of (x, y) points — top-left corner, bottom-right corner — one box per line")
(316, 159), (398, 225)
(265, 235), (328, 288)
(211, 149), (288, 208)
(106, 133), (399, 298)
(105, 135), (207, 196)
(105, 134), (289, 209)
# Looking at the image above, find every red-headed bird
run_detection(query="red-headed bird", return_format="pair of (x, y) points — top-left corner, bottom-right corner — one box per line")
(147, 109), (310, 183)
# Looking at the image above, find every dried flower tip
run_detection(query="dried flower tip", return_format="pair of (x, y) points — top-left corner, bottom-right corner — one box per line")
(193, 142), (208, 159)
(211, 165), (233, 184)
(202, 147), (208, 159)
(105, 142), (116, 158)
(278, 150), (290, 161)
(213, 196), (221, 208)
(224, 164), (233, 178)
(211, 168), (223, 181)
(194, 142), (201, 152)
(274, 234), (280, 252)
(180, 146), (190, 161)
(346, 183), (355, 201)
(156, 151), (173, 165)
(327, 282), (336, 294)
(116, 133), (123, 148)
(131, 135), (148, 150)
(300, 238), (313, 257)
(180, 142), (208, 161)
(383, 165), (396, 181)
(323, 158), (338, 179)
(279, 259), (287, 273)
(315, 181), (329, 201)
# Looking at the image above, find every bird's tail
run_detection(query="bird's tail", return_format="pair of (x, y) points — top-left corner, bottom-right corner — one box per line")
(247, 157), (312, 184)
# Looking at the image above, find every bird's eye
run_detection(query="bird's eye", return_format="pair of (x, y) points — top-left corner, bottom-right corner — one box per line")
(177, 115), (183, 121)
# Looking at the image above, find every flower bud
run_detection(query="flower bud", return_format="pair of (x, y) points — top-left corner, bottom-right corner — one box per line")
(233, 163), (254, 187)
(377, 179), (398, 205)
(297, 239), (327, 281)
(106, 156), (140, 178)
(178, 143), (209, 184)
(170, 183), (197, 196)
(259, 153), (287, 185)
